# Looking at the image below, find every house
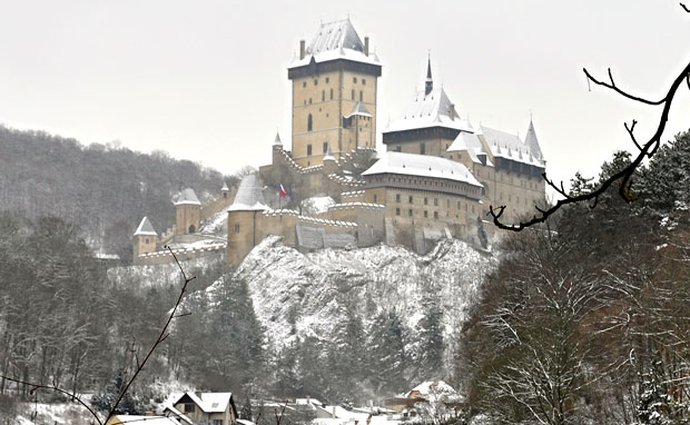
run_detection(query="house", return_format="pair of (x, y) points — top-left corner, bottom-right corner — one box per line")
(167, 391), (238, 425)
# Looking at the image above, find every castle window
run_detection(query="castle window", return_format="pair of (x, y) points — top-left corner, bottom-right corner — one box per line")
(322, 90), (325, 102)
(359, 91), (363, 101)
(408, 209), (413, 217)
(307, 144), (312, 156)
(424, 197), (428, 205)
(326, 77), (330, 83)
(424, 211), (428, 218)
(307, 114), (313, 131)
(314, 79), (318, 85)
(408, 195), (413, 203)
(396, 194), (401, 203)
(309, 98), (312, 104)
(395, 208), (401, 216)
(457, 201), (461, 209)
(373, 194), (378, 203)
(188, 225), (196, 233)
(330, 88), (333, 100)
(234, 223), (240, 234)
(420, 143), (426, 154)
(351, 89), (355, 100)
(353, 77), (357, 83)
(323, 142), (328, 154)
(302, 82), (306, 88)
(434, 198), (438, 206)
(434, 211), (439, 219)
(145, 238), (149, 244)
(362, 78), (366, 85)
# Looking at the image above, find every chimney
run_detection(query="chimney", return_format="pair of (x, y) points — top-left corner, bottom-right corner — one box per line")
(364, 36), (370, 56)
(299, 40), (305, 60)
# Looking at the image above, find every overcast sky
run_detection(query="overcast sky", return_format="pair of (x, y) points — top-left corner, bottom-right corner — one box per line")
(1, 0), (689, 192)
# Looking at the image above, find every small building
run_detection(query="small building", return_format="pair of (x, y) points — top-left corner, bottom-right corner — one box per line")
(169, 391), (238, 425)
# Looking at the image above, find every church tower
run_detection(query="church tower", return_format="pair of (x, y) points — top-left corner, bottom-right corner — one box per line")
(288, 19), (382, 167)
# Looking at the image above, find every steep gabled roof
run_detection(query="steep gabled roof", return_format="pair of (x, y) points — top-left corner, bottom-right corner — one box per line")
(174, 188), (201, 206)
(228, 174), (269, 212)
(479, 125), (544, 167)
(447, 132), (493, 166)
(385, 86), (471, 134)
(289, 19), (380, 69)
(173, 392), (235, 414)
(362, 151), (482, 188)
(133, 216), (157, 236)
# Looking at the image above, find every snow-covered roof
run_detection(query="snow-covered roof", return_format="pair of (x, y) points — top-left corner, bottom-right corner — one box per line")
(221, 181), (229, 192)
(384, 86), (471, 134)
(480, 125), (544, 167)
(174, 392), (234, 414)
(228, 174), (269, 212)
(323, 144), (335, 161)
(524, 119), (544, 160)
(362, 151), (483, 188)
(447, 132), (493, 166)
(403, 380), (457, 398)
(174, 188), (201, 206)
(344, 101), (372, 118)
(289, 19), (380, 69)
(134, 216), (157, 236)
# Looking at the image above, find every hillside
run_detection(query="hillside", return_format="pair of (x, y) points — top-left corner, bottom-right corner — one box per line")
(0, 125), (236, 260)
(179, 236), (494, 402)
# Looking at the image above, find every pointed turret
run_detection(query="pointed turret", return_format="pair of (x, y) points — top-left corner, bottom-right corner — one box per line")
(273, 132), (282, 146)
(425, 53), (433, 96)
(524, 118), (544, 161)
(174, 188), (201, 235)
(133, 216), (158, 260)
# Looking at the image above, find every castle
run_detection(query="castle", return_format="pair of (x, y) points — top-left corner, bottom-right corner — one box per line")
(132, 18), (546, 267)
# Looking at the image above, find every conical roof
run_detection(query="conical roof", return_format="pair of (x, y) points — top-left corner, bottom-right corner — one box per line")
(174, 188), (201, 206)
(524, 119), (544, 160)
(344, 101), (372, 118)
(134, 216), (157, 236)
(228, 174), (269, 212)
(273, 132), (282, 146)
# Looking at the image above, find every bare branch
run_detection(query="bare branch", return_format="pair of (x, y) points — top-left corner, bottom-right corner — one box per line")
(584, 67), (666, 105)
(681, 2), (690, 13)
(104, 246), (195, 422)
(491, 59), (690, 231)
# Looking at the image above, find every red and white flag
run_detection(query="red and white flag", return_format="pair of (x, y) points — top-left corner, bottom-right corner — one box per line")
(278, 184), (288, 198)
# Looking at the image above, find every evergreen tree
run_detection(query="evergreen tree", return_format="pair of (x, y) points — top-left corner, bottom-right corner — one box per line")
(368, 309), (408, 395)
(416, 303), (445, 381)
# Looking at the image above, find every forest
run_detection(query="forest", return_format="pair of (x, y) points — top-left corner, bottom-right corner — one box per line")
(460, 130), (690, 424)
(0, 125), (235, 261)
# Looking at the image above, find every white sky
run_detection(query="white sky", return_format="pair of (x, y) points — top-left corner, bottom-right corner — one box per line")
(1, 0), (689, 191)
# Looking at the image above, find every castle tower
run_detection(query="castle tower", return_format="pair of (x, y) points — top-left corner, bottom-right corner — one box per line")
(227, 174), (269, 267)
(133, 216), (158, 259)
(288, 18), (382, 167)
(174, 188), (201, 235)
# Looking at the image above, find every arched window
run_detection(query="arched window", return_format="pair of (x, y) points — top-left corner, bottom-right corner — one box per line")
(307, 114), (313, 132)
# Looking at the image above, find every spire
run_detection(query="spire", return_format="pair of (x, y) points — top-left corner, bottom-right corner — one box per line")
(425, 52), (433, 96)
(273, 132), (282, 146)
(524, 117), (544, 161)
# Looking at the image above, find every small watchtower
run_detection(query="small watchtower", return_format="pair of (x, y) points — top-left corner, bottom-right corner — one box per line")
(133, 216), (158, 259)
(174, 188), (202, 235)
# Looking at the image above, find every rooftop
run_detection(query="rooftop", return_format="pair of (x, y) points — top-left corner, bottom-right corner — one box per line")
(289, 19), (380, 69)
(133, 216), (157, 236)
(174, 188), (201, 206)
(228, 174), (269, 212)
(362, 151), (483, 187)
(480, 125), (544, 167)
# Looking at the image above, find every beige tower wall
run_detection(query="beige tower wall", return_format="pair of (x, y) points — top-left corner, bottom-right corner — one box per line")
(175, 204), (201, 235)
(291, 66), (379, 167)
(133, 235), (157, 260)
